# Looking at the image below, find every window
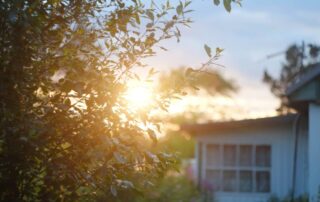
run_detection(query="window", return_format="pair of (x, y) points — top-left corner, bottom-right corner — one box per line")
(256, 145), (271, 167)
(205, 144), (271, 193)
(223, 145), (236, 166)
(240, 145), (252, 166)
(206, 170), (221, 191)
(223, 170), (237, 191)
(239, 170), (253, 192)
(256, 171), (270, 192)
(207, 144), (221, 167)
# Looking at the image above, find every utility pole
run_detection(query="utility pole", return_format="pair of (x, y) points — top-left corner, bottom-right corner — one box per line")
(300, 41), (305, 70)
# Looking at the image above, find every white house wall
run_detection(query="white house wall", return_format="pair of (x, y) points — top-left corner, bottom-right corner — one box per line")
(308, 103), (320, 202)
(196, 122), (308, 202)
(295, 117), (308, 196)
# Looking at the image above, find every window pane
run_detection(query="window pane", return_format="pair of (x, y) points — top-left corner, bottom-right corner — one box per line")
(207, 144), (220, 167)
(239, 171), (253, 192)
(223, 145), (236, 166)
(240, 145), (252, 167)
(256, 171), (270, 192)
(256, 145), (271, 167)
(206, 170), (221, 191)
(223, 170), (237, 192)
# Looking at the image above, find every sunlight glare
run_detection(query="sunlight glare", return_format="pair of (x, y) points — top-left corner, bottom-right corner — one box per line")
(124, 81), (154, 111)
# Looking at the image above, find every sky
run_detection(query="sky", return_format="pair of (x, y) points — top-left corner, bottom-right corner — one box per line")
(144, 0), (320, 120)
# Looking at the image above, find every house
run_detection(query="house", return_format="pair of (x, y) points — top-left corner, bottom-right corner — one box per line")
(181, 65), (320, 202)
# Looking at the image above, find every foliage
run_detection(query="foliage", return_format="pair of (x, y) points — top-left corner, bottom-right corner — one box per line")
(213, 0), (242, 12)
(263, 43), (320, 113)
(156, 131), (196, 159)
(158, 66), (237, 96)
(155, 64), (237, 159)
(0, 0), (239, 201)
(134, 174), (201, 202)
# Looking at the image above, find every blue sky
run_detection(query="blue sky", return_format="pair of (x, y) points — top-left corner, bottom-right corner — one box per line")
(145, 0), (320, 118)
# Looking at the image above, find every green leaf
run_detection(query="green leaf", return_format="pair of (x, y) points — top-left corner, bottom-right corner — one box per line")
(148, 67), (157, 76)
(159, 46), (168, 51)
(213, 0), (220, 6)
(135, 13), (140, 24)
(61, 142), (71, 150)
(191, 85), (200, 91)
(146, 23), (153, 28)
(176, 3), (183, 15)
(235, 0), (242, 7)
(134, 73), (140, 80)
(223, 0), (231, 12)
(216, 47), (224, 55)
(148, 129), (157, 144)
(185, 0), (192, 7)
(155, 123), (161, 132)
(146, 10), (154, 21)
(64, 98), (71, 106)
(204, 44), (212, 57)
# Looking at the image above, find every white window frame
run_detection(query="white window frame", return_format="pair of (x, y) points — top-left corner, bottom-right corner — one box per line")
(204, 144), (272, 194)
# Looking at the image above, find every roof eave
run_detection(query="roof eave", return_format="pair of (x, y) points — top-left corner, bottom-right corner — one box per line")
(180, 114), (297, 135)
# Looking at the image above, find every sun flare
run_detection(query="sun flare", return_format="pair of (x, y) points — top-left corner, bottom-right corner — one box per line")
(124, 81), (154, 110)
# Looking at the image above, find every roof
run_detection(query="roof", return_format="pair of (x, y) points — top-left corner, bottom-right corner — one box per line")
(180, 114), (297, 135)
(286, 63), (320, 95)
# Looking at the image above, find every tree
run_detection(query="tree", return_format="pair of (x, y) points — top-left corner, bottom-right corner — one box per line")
(155, 67), (237, 159)
(0, 0), (238, 201)
(263, 43), (320, 113)
(158, 66), (237, 96)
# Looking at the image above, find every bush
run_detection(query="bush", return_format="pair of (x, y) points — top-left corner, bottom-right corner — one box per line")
(135, 174), (201, 202)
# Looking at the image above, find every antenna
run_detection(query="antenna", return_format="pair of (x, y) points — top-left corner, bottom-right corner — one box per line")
(266, 50), (286, 60)
(300, 41), (305, 69)
(263, 41), (306, 62)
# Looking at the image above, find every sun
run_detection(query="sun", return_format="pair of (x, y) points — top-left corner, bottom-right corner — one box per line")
(124, 81), (154, 110)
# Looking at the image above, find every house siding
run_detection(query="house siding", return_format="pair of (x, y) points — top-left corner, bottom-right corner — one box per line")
(295, 117), (308, 196)
(308, 103), (320, 202)
(196, 121), (308, 202)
